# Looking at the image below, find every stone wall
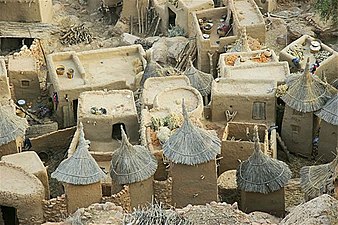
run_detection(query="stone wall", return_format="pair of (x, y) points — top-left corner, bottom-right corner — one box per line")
(26, 122), (59, 138)
(153, 177), (172, 208)
(43, 195), (68, 222)
(101, 186), (131, 212)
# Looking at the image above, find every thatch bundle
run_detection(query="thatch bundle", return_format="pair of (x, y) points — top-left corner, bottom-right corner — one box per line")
(125, 200), (192, 225)
(51, 123), (106, 185)
(184, 58), (213, 97)
(0, 105), (28, 146)
(163, 101), (221, 165)
(236, 125), (292, 194)
(281, 58), (332, 112)
(300, 150), (338, 199)
(110, 126), (157, 185)
(315, 94), (338, 125)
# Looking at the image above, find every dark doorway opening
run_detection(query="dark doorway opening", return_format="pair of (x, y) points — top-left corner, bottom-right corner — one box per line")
(73, 99), (78, 122)
(1, 205), (19, 225)
(168, 8), (176, 27)
(0, 37), (34, 56)
(112, 123), (126, 140)
(276, 97), (285, 134)
(102, 184), (112, 196)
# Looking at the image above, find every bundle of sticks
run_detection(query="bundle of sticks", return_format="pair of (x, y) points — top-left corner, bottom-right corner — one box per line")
(59, 24), (93, 45)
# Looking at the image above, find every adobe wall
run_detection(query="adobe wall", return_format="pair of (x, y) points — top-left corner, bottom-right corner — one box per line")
(220, 123), (268, 173)
(129, 176), (154, 209)
(240, 188), (285, 217)
(211, 85), (276, 125)
(26, 122), (59, 138)
(0, 162), (44, 224)
(30, 126), (76, 157)
(64, 182), (102, 214)
(0, 0), (53, 23)
(171, 160), (218, 208)
(8, 56), (41, 102)
(0, 140), (19, 158)
(315, 54), (338, 87)
(0, 59), (11, 104)
(318, 121), (338, 162)
(281, 106), (313, 156)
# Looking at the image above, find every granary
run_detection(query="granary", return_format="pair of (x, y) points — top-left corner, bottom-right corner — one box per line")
(1, 151), (50, 199)
(0, 161), (45, 225)
(51, 123), (106, 213)
(279, 35), (337, 75)
(236, 125), (292, 217)
(153, 0), (214, 36)
(220, 122), (277, 174)
(315, 94), (338, 162)
(8, 56), (41, 103)
(110, 127), (157, 209)
(142, 75), (190, 109)
(218, 49), (290, 84)
(78, 90), (139, 152)
(281, 58), (332, 158)
(46, 45), (146, 127)
(0, 103), (28, 158)
(0, 59), (11, 104)
(184, 58), (213, 104)
(163, 101), (221, 207)
(300, 151), (338, 201)
(0, 0), (53, 23)
(210, 78), (277, 125)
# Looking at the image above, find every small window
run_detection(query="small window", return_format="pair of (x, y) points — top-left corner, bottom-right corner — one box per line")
(291, 125), (300, 134)
(252, 102), (266, 120)
(21, 80), (30, 87)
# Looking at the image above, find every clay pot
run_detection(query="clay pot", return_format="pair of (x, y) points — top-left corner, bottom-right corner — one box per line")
(310, 40), (321, 53)
(56, 65), (65, 75)
(203, 23), (213, 34)
(264, 49), (272, 57)
(67, 68), (74, 79)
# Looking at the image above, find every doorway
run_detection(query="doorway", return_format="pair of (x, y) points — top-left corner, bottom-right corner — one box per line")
(0, 205), (19, 225)
(112, 123), (126, 140)
(0, 37), (34, 56)
(73, 99), (78, 122)
(168, 8), (176, 27)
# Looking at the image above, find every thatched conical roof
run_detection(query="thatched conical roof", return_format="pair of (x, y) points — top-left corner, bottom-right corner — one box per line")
(300, 150), (338, 199)
(110, 126), (157, 185)
(0, 105), (28, 146)
(140, 60), (163, 87)
(236, 125), (292, 194)
(281, 58), (331, 112)
(163, 101), (221, 165)
(51, 123), (106, 185)
(315, 94), (338, 125)
(184, 58), (213, 96)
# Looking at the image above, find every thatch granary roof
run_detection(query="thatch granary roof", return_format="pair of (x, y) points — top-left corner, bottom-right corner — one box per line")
(110, 126), (157, 185)
(281, 58), (332, 112)
(51, 123), (106, 185)
(0, 105), (28, 146)
(184, 58), (213, 97)
(300, 149), (338, 199)
(163, 101), (221, 165)
(236, 125), (292, 194)
(315, 94), (338, 125)
(140, 60), (163, 87)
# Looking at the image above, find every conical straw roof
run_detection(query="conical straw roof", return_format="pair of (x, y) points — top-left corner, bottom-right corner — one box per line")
(184, 58), (213, 96)
(236, 125), (292, 194)
(110, 126), (157, 185)
(281, 58), (331, 112)
(140, 60), (163, 87)
(315, 94), (338, 125)
(0, 105), (28, 146)
(300, 149), (338, 198)
(163, 100), (221, 165)
(52, 123), (106, 185)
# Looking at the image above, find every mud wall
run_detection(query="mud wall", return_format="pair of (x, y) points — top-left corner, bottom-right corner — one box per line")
(129, 177), (154, 209)
(318, 121), (338, 162)
(171, 160), (218, 208)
